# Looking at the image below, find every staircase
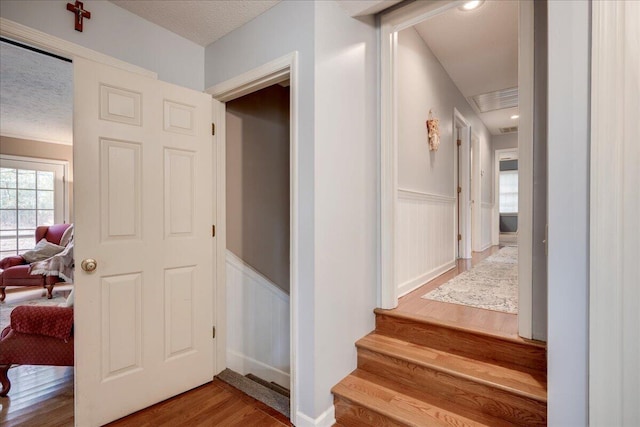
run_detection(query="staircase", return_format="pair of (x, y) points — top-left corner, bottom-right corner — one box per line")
(332, 309), (547, 426)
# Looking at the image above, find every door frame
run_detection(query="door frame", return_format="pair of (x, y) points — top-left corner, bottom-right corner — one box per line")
(453, 108), (472, 260)
(379, 0), (536, 340)
(205, 52), (299, 426)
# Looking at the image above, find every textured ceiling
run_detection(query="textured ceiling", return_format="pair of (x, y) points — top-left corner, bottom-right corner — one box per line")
(414, 1), (518, 135)
(110, 0), (282, 47)
(0, 41), (73, 145)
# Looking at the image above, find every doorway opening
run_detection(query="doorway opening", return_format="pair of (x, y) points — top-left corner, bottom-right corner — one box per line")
(0, 37), (75, 422)
(206, 51), (299, 425)
(219, 82), (292, 418)
(380, 0), (532, 337)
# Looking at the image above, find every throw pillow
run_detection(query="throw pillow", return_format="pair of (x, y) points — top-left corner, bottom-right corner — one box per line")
(22, 239), (66, 263)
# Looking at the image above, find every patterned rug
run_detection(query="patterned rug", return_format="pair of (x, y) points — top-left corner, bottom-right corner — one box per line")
(0, 292), (70, 331)
(422, 247), (518, 314)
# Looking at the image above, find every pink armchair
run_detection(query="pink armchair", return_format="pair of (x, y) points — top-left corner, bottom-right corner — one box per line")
(0, 224), (72, 302)
(0, 305), (74, 396)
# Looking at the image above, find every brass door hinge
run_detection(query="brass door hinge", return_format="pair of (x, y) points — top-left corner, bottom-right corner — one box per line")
(457, 139), (462, 146)
(212, 225), (216, 237)
(212, 326), (216, 339)
(457, 186), (462, 194)
(458, 234), (462, 241)
(211, 123), (215, 136)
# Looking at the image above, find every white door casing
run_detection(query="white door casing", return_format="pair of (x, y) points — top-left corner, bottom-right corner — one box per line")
(73, 57), (214, 426)
(454, 109), (472, 260)
(380, 0), (536, 341)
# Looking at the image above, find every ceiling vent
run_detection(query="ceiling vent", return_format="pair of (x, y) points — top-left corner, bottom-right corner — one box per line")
(470, 87), (518, 113)
(499, 126), (519, 134)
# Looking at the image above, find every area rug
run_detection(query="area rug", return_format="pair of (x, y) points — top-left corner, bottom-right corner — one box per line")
(422, 247), (518, 314)
(0, 293), (69, 332)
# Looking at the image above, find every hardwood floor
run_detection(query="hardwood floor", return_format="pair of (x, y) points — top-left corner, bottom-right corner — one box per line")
(0, 367), (291, 427)
(107, 379), (291, 427)
(391, 245), (518, 337)
(0, 365), (74, 427)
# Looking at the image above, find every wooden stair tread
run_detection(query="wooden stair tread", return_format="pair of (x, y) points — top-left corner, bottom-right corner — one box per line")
(374, 308), (546, 348)
(357, 333), (547, 402)
(332, 373), (493, 427)
(375, 311), (547, 373)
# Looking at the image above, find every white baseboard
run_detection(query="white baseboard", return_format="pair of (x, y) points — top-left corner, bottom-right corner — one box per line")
(480, 242), (493, 251)
(397, 260), (456, 297)
(226, 349), (290, 389)
(295, 405), (336, 427)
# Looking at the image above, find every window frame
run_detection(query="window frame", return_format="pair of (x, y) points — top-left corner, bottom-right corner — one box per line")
(0, 154), (69, 257)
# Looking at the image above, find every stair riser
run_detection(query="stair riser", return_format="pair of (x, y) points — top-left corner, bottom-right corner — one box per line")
(358, 348), (547, 427)
(334, 396), (407, 427)
(376, 313), (546, 373)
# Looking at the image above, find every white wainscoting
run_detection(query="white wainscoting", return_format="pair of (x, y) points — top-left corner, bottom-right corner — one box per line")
(397, 189), (456, 296)
(481, 203), (494, 250)
(226, 250), (290, 388)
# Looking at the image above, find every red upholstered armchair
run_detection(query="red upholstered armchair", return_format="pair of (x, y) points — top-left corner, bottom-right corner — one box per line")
(0, 224), (72, 302)
(0, 305), (74, 396)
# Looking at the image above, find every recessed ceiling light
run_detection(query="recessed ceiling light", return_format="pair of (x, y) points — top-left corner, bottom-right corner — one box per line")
(459, 0), (484, 12)
(511, 114), (520, 119)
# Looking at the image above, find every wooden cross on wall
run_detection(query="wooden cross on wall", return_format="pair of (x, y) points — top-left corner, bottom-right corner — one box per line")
(67, 1), (91, 32)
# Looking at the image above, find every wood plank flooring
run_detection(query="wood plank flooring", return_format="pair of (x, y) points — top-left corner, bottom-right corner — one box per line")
(0, 367), (291, 427)
(391, 246), (518, 338)
(107, 379), (291, 427)
(0, 365), (74, 427)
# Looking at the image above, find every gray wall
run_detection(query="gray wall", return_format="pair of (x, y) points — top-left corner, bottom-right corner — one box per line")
(206, 0), (378, 419)
(0, 136), (74, 221)
(1, 0), (204, 90)
(226, 85), (290, 294)
(397, 27), (492, 200)
(547, 0), (590, 424)
(313, 0), (377, 417)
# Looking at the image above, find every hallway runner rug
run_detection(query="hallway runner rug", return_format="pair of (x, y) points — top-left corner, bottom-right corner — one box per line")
(422, 246), (518, 314)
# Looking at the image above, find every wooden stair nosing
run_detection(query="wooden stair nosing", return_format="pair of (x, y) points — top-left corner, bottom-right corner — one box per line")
(375, 311), (547, 372)
(350, 369), (518, 427)
(357, 348), (546, 427)
(356, 333), (547, 402)
(332, 374), (493, 427)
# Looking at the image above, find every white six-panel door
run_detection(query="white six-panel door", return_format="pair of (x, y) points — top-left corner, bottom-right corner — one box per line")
(73, 57), (214, 426)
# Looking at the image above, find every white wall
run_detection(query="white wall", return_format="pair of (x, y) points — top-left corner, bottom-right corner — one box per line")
(204, 1), (320, 421)
(313, 1), (378, 421)
(547, 1), (590, 424)
(0, 0), (204, 90)
(396, 27), (493, 293)
(492, 133), (518, 152)
(226, 251), (290, 388)
(397, 27), (491, 197)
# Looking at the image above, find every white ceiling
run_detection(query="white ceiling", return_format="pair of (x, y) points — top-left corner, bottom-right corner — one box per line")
(109, 1), (401, 47)
(414, 0), (518, 135)
(0, 41), (73, 145)
(109, 0), (282, 47)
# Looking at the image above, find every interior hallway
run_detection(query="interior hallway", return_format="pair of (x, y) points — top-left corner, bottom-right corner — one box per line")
(388, 246), (518, 338)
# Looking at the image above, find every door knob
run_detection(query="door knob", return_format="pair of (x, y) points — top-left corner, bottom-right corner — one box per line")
(81, 258), (97, 272)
